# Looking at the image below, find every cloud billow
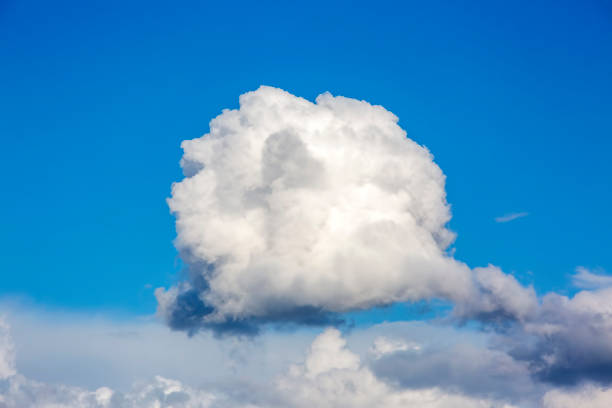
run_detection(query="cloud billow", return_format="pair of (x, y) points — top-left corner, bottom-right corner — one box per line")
(156, 86), (477, 333)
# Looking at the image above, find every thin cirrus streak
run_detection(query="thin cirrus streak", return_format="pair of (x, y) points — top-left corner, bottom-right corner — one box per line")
(494, 212), (529, 223)
(495, 212), (529, 223)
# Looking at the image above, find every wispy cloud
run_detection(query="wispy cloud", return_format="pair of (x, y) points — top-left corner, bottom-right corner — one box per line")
(571, 267), (612, 290)
(495, 212), (529, 223)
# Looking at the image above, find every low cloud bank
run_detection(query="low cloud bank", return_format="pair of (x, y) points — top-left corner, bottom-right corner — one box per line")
(4, 316), (612, 407)
(0, 320), (521, 408)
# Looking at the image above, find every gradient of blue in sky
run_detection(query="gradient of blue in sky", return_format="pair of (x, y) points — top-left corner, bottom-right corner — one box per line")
(0, 0), (611, 318)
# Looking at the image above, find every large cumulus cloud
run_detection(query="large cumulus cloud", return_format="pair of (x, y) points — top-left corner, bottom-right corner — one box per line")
(156, 86), (480, 333)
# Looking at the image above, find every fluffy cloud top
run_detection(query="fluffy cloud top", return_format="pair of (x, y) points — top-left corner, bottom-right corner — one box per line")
(157, 86), (477, 332)
(277, 328), (516, 408)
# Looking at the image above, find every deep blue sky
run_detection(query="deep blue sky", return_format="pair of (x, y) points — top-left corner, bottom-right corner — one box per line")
(1, 0), (610, 315)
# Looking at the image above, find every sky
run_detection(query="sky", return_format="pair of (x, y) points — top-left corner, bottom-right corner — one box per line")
(1, 1), (612, 407)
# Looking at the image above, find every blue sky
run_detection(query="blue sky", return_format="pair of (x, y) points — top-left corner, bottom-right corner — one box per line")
(1, 0), (611, 318)
(4, 2), (612, 407)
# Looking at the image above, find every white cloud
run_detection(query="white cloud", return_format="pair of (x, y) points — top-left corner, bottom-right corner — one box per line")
(571, 267), (612, 290)
(494, 212), (528, 223)
(157, 86), (492, 331)
(154, 87), (568, 337)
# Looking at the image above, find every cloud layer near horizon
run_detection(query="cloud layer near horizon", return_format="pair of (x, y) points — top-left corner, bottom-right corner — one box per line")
(3, 315), (612, 408)
(0, 319), (528, 408)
